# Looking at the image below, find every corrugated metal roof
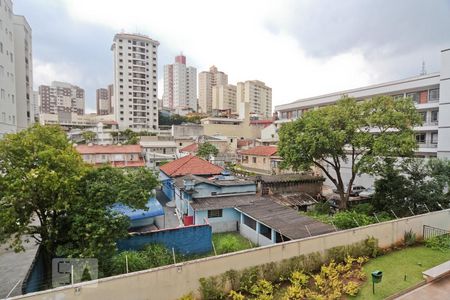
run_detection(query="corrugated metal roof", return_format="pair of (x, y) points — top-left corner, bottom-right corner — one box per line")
(112, 197), (164, 220)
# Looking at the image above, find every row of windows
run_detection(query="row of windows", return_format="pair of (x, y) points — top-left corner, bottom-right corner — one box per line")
(416, 132), (438, 145)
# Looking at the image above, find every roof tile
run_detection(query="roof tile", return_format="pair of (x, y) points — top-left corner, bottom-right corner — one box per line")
(240, 146), (278, 156)
(160, 155), (223, 177)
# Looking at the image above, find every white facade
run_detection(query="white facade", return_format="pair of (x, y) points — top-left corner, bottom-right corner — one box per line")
(0, 0), (33, 137)
(198, 66), (228, 114)
(163, 54), (197, 111)
(237, 80), (272, 118)
(275, 49), (450, 159)
(112, 33), (159, 131)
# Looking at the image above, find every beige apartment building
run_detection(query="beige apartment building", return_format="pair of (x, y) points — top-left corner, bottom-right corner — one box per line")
(38, 81), (85, 115)
(237, 80), (272, 118)
(198, 66), (228, 113)
(212, 84), (237, 111)
(96, 85), (113, 115)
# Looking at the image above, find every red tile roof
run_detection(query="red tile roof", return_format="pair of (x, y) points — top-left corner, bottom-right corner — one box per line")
(180, 143), (198, 153)
(237, 139), (254, 147)
(249, 119), (273, 125)
(76, 144), (142, 154)
(240, 146), (278, 156)
(160, 155), (223, 177)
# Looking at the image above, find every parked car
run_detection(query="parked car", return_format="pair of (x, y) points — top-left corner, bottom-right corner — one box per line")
(359, 187), (375, 198)
(333, 185), (367, 196)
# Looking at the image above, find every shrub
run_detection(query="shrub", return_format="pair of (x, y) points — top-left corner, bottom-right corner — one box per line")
(178, 293), (195, 300)
(314, 202), (331, 214)
(229, 290), (245, 300)
(109, 251), (149, 275)
(249, 279), (274, 300)
(403, 230), (417, 247)
(425, 234), (450, 252)
(142, 244), (174, 267)
(213, 233), (252, 254)
(351, 203), (374, 215)
(333, 211), (375, 229)
(199, 277), (225, 300)
(239, 267), (259, 293)
(343, 281), (360, 296)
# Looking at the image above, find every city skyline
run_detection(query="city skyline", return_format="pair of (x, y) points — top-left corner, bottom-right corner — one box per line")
(12, 0), (450, 113)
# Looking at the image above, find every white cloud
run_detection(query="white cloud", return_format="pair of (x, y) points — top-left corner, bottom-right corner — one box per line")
(62, 0), (379, 107)
(33, 59), (82, 87)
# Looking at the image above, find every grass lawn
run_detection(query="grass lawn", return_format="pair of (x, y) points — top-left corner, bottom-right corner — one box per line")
(352, 245), (450, 300)
(212, 232), (255, 255)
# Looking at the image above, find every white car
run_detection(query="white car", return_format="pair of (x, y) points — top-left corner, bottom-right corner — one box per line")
(359, 187), (375, 198)
(333, 185), (366, 196)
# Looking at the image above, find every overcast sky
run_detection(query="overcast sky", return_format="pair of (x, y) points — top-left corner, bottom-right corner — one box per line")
(14, 0), (450, 113)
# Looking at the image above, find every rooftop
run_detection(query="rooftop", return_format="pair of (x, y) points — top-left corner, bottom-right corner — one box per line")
(173, 174), (255, 189)
(241, 146), (278, 156)
(236, 198), (335, 240)
(256, 174), (325, 183)
(159, 155), (223, 177)
(190, 194), (261, 210)
(180, 143), (198, 152)
(76, 144), (142, 154)
(111, 197), (164, 221)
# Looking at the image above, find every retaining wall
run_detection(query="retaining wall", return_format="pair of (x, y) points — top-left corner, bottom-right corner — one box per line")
(14, 209), (450, 300)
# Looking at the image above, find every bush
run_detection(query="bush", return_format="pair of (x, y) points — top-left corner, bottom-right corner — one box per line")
(314, 202), (331, 214)
(403, 230), (417, 247)
(352, 203), (374, 215)
(213, 233), (252, 254)
(425, 234), (450, 252)
(109, 251), (149, 275)
(333, 211), (375, 229)
(199, 277), (225, 300)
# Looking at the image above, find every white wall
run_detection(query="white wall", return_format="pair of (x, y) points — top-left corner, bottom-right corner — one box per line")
(15, 209), (450, 300)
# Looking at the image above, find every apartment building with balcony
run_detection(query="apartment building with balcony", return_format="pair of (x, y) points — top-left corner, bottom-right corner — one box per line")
(163, 53), (197, 111)
(275, 49), (450, 160)
(96, 85), (113, 115)
(0, 0), (34, 137)
(237, 80), (272, 118)
(111, 33), (159, 131)
(198, 66), (228, 114)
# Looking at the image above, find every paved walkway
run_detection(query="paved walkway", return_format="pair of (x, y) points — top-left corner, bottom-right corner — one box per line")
(156, 190), (182, 229)
(0, 237), (39, 298)
(395, 275), (450, 300)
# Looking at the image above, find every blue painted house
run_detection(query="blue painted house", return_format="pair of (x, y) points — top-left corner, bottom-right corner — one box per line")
(159, 154), (224, 201)
(173, 173), (257, 232)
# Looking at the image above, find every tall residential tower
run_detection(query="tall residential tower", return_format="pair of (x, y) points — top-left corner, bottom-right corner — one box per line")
(163, 53), (197, 111)
(198, 66), (228, 114)
(111, 33), (159, 131)
(0, 0), (33, 137)
(237, 80), (272, 118)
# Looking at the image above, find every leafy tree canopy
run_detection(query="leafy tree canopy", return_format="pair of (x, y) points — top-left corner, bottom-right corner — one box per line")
(0, 124), (158, 279)
(197, 142), (219, 159)
(278, 96), (421, 209)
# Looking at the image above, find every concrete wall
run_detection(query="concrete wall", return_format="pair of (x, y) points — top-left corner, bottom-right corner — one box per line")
(195, 208), (240, 232)
(117, 224), (212, 255)
(172, 125), (204, 138)
(16, 209), (450, 300)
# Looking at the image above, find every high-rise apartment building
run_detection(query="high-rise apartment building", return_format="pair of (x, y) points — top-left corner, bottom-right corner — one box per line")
(0, 0), (33, 137)
(198, 66), (228, 114)
(111, 33), (159, 131)
(96, 86), (112, 115)
(163, 53), (197, 111)
(237, 80), (272, 118)
(212, 84), (237, 111)
(38, 81), (85, 115)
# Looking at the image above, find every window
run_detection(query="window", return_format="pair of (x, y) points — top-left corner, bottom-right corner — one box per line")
(419, 111), (427, 123)
(431, 133), (438, 144)
(243, 215), (256, 230)
(252, 157), (257, 163)
(416, 133), (426, 144)
(429, 89), (439, 102)
(431, 110), (438, 123)
(0, 42), (2, 53)
(406, 92), (419, 103)
(207, 209), (222, 218)
(259, 223), (272, 240)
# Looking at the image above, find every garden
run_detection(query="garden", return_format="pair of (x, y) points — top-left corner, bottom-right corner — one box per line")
(103, 232), (255, 277)
(178, 234), (450, 299)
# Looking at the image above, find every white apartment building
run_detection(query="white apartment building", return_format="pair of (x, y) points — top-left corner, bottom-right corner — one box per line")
(111, 33), (159, 131)
(212, 84), (237, 111)
(38, 81), (85, 115)
(0, 0), (33, 137)
(275, 48), (450, 160)
(163, 54), (197, 111)
(237, 80), (272, 118)
(198, 66), (228, 114)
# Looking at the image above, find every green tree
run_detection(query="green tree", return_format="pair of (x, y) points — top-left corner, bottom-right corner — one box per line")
(81, 130), (96, 143)
(278, 96), (421, 209)
(0, 125), (158, 282)
(197, 142), (219, 159)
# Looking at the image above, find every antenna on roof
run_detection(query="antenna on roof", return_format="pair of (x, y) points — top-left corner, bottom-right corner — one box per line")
(420, 60), (427, 76)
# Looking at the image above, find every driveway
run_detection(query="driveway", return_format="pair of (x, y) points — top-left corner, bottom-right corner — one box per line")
(156, 190), (182, 229)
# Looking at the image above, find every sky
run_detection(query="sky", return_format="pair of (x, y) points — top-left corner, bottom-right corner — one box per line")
(13, 0), (450, 113)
